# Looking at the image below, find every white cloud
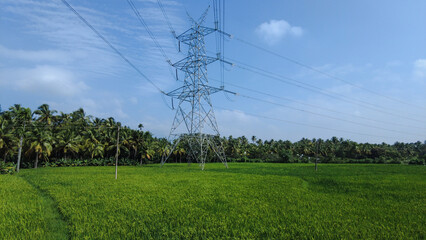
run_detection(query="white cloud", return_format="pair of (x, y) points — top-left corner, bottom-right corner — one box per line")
(256, 19), (303, 44)
(216, 109), (261, 137)
(0, 65), (88, 97)
(413, 59), (426, 79)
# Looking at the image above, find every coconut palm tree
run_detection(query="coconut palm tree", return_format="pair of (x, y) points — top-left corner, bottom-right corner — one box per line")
(173, 144), (186, 163)
(26, 123), (53, 168)
(57, 130), (81, 160)
(82, 128), (104, 160)
(9, 104), (32, 172)
(34, 104), (57, 125)
(84, 139), (104, 160)
(0, 116), (17, 163)
(129, 126), (144, 161)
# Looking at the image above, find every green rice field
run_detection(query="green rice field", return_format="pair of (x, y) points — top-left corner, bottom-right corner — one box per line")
(1, 163), (425, 239)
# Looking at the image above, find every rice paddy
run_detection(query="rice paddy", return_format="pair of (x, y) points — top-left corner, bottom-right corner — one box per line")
(1, 163), (425, 239)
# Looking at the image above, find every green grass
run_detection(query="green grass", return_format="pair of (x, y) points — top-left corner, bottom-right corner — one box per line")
(0, 174), (67, 240)
(2, 163), (425, 239)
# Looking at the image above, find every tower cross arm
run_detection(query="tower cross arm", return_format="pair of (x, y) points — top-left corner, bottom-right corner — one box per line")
(177, 26), (216, 44)
(166, 85), (234, 100)
(165, 86), (185, 98)
(173, 56), (219, 71)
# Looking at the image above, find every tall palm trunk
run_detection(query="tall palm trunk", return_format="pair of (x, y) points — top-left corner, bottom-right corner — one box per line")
(17, 135), (23, 172)
(34, 153), (39, 169)
(3, 152), (7, 163)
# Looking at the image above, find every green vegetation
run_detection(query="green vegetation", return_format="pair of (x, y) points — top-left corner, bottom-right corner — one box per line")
(0, 174), (67, 239)
(0, 162), (15, 174)
(1, 104), (425, 171)
(2, 163), (425, 239)
(1, 104), (425, 238)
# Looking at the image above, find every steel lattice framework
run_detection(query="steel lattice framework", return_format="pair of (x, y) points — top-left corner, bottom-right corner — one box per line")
(161, 9), (230, 170)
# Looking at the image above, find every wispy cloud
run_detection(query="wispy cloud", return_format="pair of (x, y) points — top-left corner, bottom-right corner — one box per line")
(0, 65), (88, 97)
(256, 19), (303, 45)
(0, 0), (184, 122)
(2, 0), (184, 84)
(1, 0), (128, 78)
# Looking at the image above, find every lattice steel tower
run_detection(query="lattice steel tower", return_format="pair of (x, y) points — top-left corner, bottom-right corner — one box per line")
(161, 8), (231, 170)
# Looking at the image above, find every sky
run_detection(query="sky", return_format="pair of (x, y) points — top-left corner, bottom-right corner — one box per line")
(1, 0), (425, 144)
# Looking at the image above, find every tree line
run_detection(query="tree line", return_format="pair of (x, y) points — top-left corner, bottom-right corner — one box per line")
(1, 104), (425, 171)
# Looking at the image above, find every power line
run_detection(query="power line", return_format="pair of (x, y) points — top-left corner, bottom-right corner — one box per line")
(127, 0), (177, 82)
(157, 0), (177, 39)
(220, 0), (226, 88)
(227, 56), (426, 124)
(211, 0), (225, 87)
(60, 1), (424, 142)
(127, 0), (171, 64)
(156, 8), (422, 137)
(238, 94), (424, 137)
(208, 48), (423, 121)
(60, 0), (165, 94)
(234, 36), (426, 111)
(157, 0), (230, 87)
(157, 6), (422, 120)
(209, 77), (426, 131)
(159, 5), (229, 169)
(214, 106), (395, 140)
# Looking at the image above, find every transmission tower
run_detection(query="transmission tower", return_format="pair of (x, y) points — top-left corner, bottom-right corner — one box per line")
(161, 7), (232, 170)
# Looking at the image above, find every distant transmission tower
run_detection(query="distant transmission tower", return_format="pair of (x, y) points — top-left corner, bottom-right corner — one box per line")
(161, 7), (232, 170)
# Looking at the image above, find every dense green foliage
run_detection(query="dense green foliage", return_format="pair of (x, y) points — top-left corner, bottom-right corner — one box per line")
(2, 164), (424, 239)
(0, 162), (15, 174)
(1, 104), (425, 170)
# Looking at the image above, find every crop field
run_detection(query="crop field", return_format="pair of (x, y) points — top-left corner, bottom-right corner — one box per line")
(0, 173), (67, 239)
(1, 163), (425, 239)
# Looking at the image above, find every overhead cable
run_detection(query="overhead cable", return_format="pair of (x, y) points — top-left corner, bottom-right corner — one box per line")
(234, 37), (426, 111)
(157, 0), (177, 39)
(209, 77), (426, 131)
(227, 56), (426, 124)
(127, 0), (171, 64)
(60, 0), (165, 94)
(214, 106), (395, 140)
(238, 94), (424, 137)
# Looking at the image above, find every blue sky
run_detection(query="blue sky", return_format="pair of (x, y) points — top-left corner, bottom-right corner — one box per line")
(1, 0), (425, 143)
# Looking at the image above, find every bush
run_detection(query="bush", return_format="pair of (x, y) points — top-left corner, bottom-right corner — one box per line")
(385, 158), (401, 164)
(0, 162), (15, 174)
(407, 157), (424, 165)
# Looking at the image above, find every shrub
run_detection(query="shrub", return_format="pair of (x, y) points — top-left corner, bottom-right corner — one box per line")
(0, 162), (15, 174)
(407, 157), (424, 165)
